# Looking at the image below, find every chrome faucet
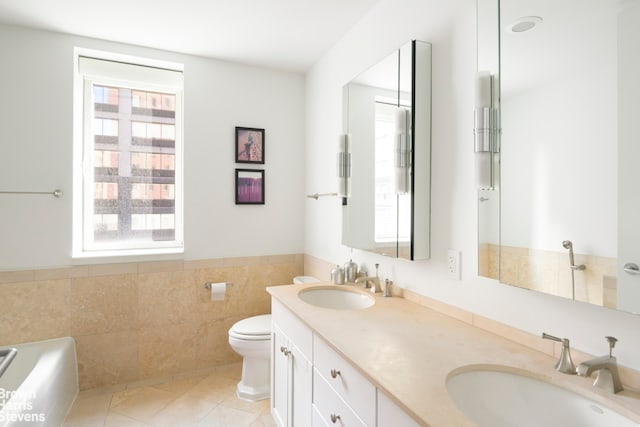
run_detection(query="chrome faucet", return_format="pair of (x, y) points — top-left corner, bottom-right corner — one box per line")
(577, 336), (623, 393)
(562, 240), (586, 271)
(355, 276), (381, 292)
(354, 263), (381, 293)
(542, 333), (576, 374)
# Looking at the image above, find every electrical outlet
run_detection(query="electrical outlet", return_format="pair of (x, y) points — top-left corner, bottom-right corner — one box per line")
(447, 249), (461, 280)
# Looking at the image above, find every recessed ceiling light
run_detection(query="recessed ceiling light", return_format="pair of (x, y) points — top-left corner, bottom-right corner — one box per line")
(506, 16), (543, 33)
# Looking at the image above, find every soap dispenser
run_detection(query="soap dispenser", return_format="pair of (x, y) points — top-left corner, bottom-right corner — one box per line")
(344, 259), (358, 283)
(330, 265), (344, 285)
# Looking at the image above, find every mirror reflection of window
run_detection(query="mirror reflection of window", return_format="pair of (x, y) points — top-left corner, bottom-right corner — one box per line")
(374, 100), (410, 244)
(342, 39), (431, 260)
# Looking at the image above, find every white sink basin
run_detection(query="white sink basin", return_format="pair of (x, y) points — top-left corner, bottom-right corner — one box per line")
(298, 286), (374, 310)
(446, 367), (637, 427)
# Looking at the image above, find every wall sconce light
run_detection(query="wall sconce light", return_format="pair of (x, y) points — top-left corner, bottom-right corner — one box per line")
(337, 134), (351, 198)
(395, 108), (411, 194)
(474, 71), (499, 190)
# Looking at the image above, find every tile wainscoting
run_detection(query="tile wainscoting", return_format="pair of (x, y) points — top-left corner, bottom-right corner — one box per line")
(0, 254), (303, 390)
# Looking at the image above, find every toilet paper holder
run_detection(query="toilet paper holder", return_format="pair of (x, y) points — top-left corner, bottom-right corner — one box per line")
(204, 282), (234, 290)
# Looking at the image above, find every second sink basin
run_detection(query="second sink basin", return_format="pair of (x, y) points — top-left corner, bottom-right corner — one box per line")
(446, 366), (637, 427)
(298, 286), (374, 310)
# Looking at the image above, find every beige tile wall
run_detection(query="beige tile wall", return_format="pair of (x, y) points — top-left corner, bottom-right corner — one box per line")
(303, 254), (334, 282)
(479, 244), (617, 307)
(0, 254), (303, 390)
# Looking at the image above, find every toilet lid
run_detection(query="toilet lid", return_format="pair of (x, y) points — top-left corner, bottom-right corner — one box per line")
(230, 314), (271, 337)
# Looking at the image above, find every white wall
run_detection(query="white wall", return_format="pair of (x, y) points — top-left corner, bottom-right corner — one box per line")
(501, 67), (617, 256)
(0, 24), (305, 270)
(304, 0), (640, 370)
(500, 2), (617, 257)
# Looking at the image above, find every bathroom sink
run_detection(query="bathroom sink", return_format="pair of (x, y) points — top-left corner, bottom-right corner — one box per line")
(298, 286), (374, 310)
(446, 367), (637, 427)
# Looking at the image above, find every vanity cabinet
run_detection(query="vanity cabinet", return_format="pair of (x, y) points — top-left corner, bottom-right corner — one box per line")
(271, 300), (313, 427)
(271, 298), (420, 427)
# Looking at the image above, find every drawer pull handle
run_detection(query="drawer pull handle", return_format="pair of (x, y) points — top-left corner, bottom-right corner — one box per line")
(280, 346), (291, 356)
(330, 369), (341, 378)
(330, 413), (341, 423)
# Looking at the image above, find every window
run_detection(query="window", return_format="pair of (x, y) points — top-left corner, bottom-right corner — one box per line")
(73, 50), (184, 257)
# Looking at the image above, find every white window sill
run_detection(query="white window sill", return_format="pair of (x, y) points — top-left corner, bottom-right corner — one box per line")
(72, 246), (184, 261)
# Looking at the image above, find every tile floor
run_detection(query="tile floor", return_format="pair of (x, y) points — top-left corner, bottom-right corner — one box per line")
(63, 363), (276, 427)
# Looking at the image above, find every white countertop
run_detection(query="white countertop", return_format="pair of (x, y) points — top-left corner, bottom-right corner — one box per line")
(267, 283), (640, 426)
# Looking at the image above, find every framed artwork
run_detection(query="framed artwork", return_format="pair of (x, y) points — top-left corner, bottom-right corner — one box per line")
(235, 127), (265, 164)
(235, 169), (265, 205)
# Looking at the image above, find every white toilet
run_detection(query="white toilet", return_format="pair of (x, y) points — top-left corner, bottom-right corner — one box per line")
(228, 275), (320, 401)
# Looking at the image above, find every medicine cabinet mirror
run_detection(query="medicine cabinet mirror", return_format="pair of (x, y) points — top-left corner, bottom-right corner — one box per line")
(478, 0), (640, 314)
(342, 40), (431, 260)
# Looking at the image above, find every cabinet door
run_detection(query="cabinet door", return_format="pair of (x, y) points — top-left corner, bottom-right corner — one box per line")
(290, 341), (312, 426)
(272, 324), (289, 427)
(272, 299), (312, 359)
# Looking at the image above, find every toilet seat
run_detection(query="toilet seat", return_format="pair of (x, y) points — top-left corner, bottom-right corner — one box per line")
(229, 314), (271, 341)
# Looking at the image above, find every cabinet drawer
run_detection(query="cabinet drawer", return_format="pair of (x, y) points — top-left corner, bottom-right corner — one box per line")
(313, 336), (376, 427)
(272, 299), (312, 359)
(313, 369), (367, 427)
(312, 405), (329, 427)
(377, 390), (420, 427)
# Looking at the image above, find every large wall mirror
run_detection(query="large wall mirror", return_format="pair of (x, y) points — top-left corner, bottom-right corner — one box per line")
(342, 40), (431, 260)
(478, 0), (640, 314)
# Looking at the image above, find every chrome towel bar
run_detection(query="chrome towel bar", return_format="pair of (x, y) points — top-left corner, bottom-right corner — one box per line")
(0, 189), (63, 198)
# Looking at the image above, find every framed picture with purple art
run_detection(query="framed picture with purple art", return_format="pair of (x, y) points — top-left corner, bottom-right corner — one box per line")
(235, 127), (265, 164)
(235, 169), (265, 205)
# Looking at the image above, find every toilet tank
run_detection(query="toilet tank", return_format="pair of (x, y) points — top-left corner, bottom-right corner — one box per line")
(293, 276), (320, 284)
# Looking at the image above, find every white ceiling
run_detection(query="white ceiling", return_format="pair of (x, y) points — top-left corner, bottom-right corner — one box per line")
(0, 0), (380, 72)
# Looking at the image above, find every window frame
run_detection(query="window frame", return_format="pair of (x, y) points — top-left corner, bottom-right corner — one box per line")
(72, 48), (184, 258)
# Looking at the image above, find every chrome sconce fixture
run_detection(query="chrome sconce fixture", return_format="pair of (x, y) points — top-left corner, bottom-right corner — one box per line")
(395, 108), (411, 195)
(474, 71), (500, 189)
(337, 134), (351, 198)
(305, 134), (350, 202)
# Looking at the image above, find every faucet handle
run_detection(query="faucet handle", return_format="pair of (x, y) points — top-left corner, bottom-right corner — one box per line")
(383, 278), (393, 297)
(542, 333), (576, 375)
(542, 332), (568, 346)
(605, 336), (618, 357)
